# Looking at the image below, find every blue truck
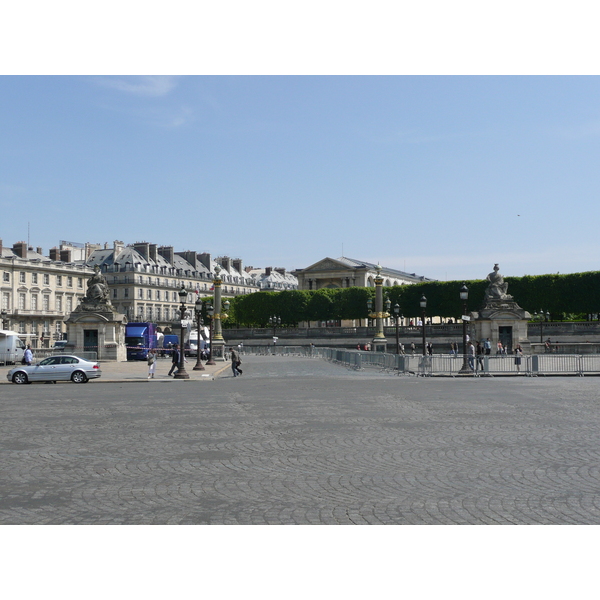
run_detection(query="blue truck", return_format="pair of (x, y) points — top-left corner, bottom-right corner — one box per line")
(125, 322), (158, 360)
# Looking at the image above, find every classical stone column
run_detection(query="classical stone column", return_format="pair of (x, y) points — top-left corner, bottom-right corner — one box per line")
(211, 265), (226, 360)
(370, 265), (388, 353)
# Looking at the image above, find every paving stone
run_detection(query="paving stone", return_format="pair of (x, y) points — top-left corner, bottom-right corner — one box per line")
(2, 355), (600, 524)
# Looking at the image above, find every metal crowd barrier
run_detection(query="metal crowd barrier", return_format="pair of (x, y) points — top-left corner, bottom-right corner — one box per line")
(235, 346), (600, 376)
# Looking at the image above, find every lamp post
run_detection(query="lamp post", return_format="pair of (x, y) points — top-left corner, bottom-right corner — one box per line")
(459, 283), (471, 374)
(193, 297), (205, 371)
(206, 303), (215, 365)
(269, 315), (281, 336)
(174, 285), (190, 379)
(534, 310), (550, 343)
(269, 315), (281, 351)
(394, 303), (402, 354)
(420, 295), (427, 356)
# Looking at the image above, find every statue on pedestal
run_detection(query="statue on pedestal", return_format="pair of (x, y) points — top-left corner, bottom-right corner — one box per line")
(79, 265), (114, 311)
(484, 264), (513, 303)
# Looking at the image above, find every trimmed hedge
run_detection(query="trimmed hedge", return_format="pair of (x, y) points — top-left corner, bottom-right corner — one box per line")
(224, 271), (600, 327)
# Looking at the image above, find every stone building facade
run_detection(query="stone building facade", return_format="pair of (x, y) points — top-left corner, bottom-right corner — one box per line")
(82, 241), (260, 332)
(0, 240), (93, 347)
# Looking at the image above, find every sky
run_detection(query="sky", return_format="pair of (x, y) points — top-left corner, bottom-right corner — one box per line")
(3, 74), (600, 282)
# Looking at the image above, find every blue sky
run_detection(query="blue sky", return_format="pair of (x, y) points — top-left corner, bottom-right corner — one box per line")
(2, 75), (600, 282)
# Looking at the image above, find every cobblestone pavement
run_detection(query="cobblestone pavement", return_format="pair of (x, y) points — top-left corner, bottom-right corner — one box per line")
(2, 355), (600, 524)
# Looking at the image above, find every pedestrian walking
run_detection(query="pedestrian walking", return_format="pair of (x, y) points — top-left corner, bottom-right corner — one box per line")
(230, 347), (242, 377)
(514, 344), (523, 373)
(467, 341), (475, 370)
(476, 341), (485, 371)
(23, 345), (33, 365)
(168, 344), (181, 376)
(496, 341), (503, 355)
(147, 348), (157, 379)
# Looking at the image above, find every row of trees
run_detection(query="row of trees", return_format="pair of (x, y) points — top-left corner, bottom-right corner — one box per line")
(219, 271), (600, 328)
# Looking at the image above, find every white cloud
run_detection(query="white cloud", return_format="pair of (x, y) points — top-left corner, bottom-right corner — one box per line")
(93, 76), (178, 97)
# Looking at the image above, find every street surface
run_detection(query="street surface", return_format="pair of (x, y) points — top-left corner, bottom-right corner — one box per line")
(2, 355), (600, 524)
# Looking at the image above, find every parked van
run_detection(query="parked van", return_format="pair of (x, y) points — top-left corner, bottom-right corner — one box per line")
(0, 330), (26, 365)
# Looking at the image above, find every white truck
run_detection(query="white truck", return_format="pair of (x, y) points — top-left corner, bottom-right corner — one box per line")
(0, 330), (26, 365)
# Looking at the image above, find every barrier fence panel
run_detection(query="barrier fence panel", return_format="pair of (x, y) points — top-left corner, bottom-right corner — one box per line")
(531, 354), (582, 376)
(199, 346), (600, 376)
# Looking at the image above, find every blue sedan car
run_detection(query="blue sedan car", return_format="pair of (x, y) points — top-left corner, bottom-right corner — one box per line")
(7, 355), (102, 384)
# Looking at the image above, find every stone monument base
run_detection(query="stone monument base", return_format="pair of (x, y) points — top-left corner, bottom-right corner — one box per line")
(471, 299), (531, 354)
(65, 309), (127, 361)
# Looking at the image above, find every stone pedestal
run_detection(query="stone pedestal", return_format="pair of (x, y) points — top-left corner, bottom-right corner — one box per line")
(471, 300), (531, 354)
(64, 309), (127, 361)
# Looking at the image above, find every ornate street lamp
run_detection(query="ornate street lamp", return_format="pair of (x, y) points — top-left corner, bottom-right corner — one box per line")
(269, 315), (281, 336)
(420, 294), (427, 356)
(534, 310), (550, 343)
(193, 297), (205, 371)
(174, 285), (190, 379)
(206, 303), (215, 365)
(459, 283), (471, 374)
(393, 303), (401, 354)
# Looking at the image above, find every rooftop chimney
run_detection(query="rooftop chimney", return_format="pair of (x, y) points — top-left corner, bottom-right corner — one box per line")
(133, 242), (150, 261)
(198, 252), (211, 270)
(158, 246), (175, 265)
(12, 241), (27, 258)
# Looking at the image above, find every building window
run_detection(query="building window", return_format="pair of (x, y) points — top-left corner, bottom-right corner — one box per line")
(44, 274), (50, 285)
(32, 273), (38, 284)
(138, 289), (143, 299)
(56, 296), (62, 312)
(172, 292), (177, 301)
(156, 290), (160, 300)
(164, 307), (169, 321)
(156, 307), (161, 321)
(113, 289), (118, 299)
(19, 272), (26, 284)
(66, 297), (73, 313)
(32, 321), (38, 333)
(57, 275), (62, 286)
(2, 272), (9, 283)
(124, 288), (129, 299)
(55, 322), (62, 334)
(19, 293), (26, 310)
(78, 278), (83, 289)
(43, 320), (50, 333)
(147, 289), (152, 299)
(43, 295), (50, 311)
(147, 307), (153, 320)
(2, 292), (9, 310)
(67, 276), (73, 287)
(31, 295), (38, 311)
(19, 321), (26, 334)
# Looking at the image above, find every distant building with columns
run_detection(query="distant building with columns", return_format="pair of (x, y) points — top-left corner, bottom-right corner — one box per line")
(293, 257), (433, 291)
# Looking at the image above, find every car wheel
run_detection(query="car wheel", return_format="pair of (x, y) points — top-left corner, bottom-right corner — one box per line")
(71, 371), (88, 383)
(12, 372), (29, 384)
